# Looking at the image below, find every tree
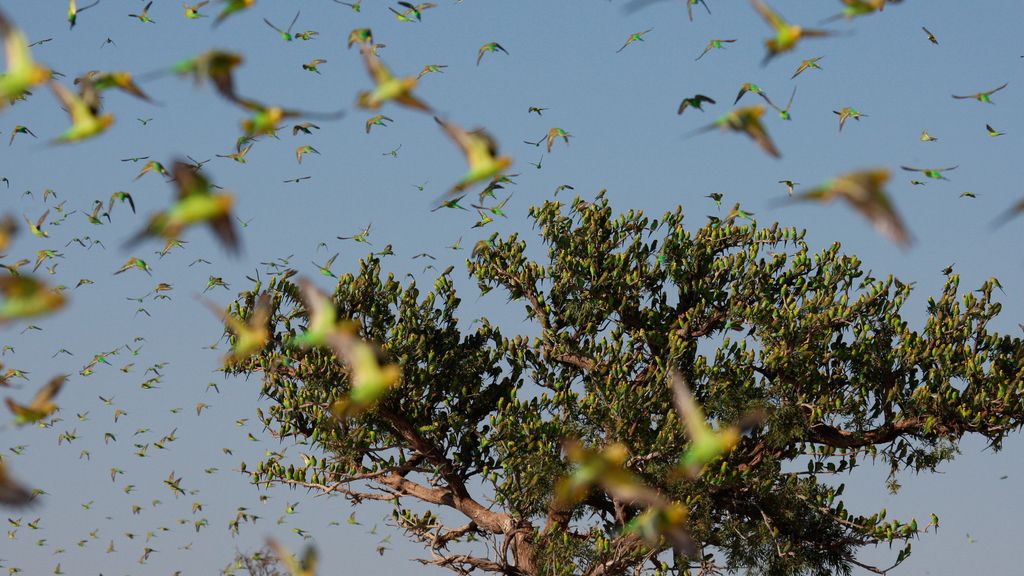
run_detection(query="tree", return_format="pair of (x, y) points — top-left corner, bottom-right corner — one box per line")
(227, 191), (1024, 576)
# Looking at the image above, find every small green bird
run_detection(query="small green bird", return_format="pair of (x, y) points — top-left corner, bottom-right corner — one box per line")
(986, 124), (1005, 137)
(365, 114), (394, 134)
(790, 56), (823, 79)
(9, 125), (36, 146)
(677, 95), (715, 115)
(295, 145), (319, 164)
(335, 0), (361, 11)
(694, 105), (781, 158)
(527, 106), (548, 115)
(671, 371), (763, 477)
(789, 169), (909, 246)
(347, 28), (372, 49)
(50, 80), (115, 143)
(357, 48), (431, 112)
(733, 82), (763, 105)
(761, 86), (796, 120)
(263, 11), (299, 41)
(337, 223), (372, 244)
(821, 0), (887, 23)
(778, 179), (798, 196)
(0, 276), (66, 323)
(135, 160), (169, 181)
(5, 375), (65, 425)
(900, 165), (957, 180)
(114, 257), (152, 275)
(752, 0), (835, 64)
(183, 2), (210, 19)
(543, 127), (571, 153)
(616, 29), (653, 53)
(23, 210), (49, 237)
(214, 0), (255, 27)
(952, 83), (1007, 104)
(312, 253), (339, 278)
(129, 161), (238, 253)
(68, 0), (101, 30)
(433, 116), (513, 202)
(477, 42), (509, 65)
(301, 59), (326, 74)
(920, 129), (937, 142)
(922, 26), (938, 45)
(687, 0), (711, 21)
(129, 1), (156, 23)
(833, 106), (866, 131)
(417, 64), (447, 79)
(171, 50), (245, 104)
(695, 38), (735, 61)
(0, 11), (52, 107)
(269, 539), (318, 576)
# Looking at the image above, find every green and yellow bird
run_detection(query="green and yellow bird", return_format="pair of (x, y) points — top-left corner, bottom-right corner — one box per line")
(50, 80), (115, 143)
(356, 47), (431, 112)
(6, 375), (66, 425)
(80, 71), (153, 103)
(417, 64), (447, 79)
(214, 0), (255, 26)
(986, 124), (1005, 137)
(920, 129), (937, 142)
(789, 168), (910, 247)
(23, 210), (49, 238)
(183, 2), (210, 19)
(235, 98), (342, 138)
(135, 160), (169, 181)
(129, 1), (156, 23)
(204, 293), (272, 365)
(301, 59), (326, 74)
(68, 0), (101, 30)
(268, 539), (318, 576)
(751, 0), (835, 64)
(688, 0), (711, 21)
(9, 125), (36, 145)
(694, 105), (781, 158)
(477, 42), (509, 65)
(171, 50), (245, 104)
(295, 145), (319, 164)
(790, 56), (823, 79)
(952, 83), (1007, 104)
(761, 86), (796, 120)
(833, 106), (866, 131)
(733, 82), (763, 105)
(900, 165), (957, 180)
(365, 114), (393, 134)
(0, 276), (66, 323)
(0, 11), (52, 106)
(695, 38), (736, 61)
(114, 257), (152, 275)
(433, 116), (513, 202)
(821, 0), (888, 23)
(335, 0), (361, 12)
(670, 371), (764, 478)
(616, 29), (653, 53)
(128, 161), (238, 254)
(544, 127), (571, 153)
(263, 11), (299, 41)
(347, 28), (372, 49)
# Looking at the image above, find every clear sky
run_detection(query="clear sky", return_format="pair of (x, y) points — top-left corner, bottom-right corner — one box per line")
(1, 0), (1022, 574)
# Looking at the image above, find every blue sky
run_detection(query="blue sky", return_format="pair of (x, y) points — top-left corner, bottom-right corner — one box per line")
(1, 0), (1022, 574)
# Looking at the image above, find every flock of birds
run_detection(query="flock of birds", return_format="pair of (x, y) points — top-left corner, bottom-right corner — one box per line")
(0, 0), (1019, 573)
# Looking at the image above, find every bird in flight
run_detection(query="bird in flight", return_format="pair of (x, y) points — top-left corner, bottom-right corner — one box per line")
(751, 0), (835, 64)
(695, 39), (736, 61)
(617, 29), (653, 53)
(693, 105), (781, 158)
(677, 94), (715, 115)
(477, 42), (509, 65)
(433, 116), (513, 204)
(788, 169), (910, 247)
(264, 11), (300, 42)
(952, 83), (1008, 104)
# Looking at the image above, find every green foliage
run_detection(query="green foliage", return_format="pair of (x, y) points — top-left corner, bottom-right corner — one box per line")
(229, 195), (1024, 575)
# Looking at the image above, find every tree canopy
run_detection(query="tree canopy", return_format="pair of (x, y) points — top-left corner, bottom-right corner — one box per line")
(230, 194), (1024, 575)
